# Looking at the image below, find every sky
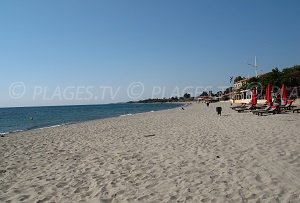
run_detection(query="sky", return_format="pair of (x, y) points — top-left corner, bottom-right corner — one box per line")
(0, 0), (300, 107)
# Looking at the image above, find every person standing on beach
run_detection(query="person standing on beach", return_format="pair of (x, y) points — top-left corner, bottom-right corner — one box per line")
(276, 93), (281, 105)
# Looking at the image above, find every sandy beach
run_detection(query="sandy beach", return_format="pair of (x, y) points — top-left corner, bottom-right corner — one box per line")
(1, 102), (300, 203)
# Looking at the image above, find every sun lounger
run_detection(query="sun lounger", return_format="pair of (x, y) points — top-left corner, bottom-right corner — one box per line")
(293, 108), (300, 113)
(279, 103), (291, 110)
(254, 104), (267, 109)
(255, 105), (278, 116)
(235, 104), (256, 113)
(251, 106), (271, 115)
(230, 103), (246, 109)
(284, 100), (297, 110)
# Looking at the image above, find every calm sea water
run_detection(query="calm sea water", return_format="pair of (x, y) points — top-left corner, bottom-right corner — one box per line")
(0, 103), (183, 135)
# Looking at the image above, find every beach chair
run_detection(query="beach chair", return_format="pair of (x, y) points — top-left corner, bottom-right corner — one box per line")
(256, 105), (279, 116)
(230, 103), (246, 109)
(254, 103), (267, 109)
(293, 108), (300, 113)
(289, 101), (297, 110)
(279, 103), (290, 110)
(279, 100), (294, 111)
(251, 106), (271, 115)
(235, 104), (256, 113)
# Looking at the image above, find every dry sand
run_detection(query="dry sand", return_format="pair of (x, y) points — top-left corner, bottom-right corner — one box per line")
(1, 102), (300, 203)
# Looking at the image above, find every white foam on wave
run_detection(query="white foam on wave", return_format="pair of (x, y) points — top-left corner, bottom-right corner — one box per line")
(12, 129), (24, 133)
(38, 125), (60, 130)
(120, 113), (133, 117)
(34, 123), (71, 131)
(0, 129), (25, 135)
(1, 123), (73, 136)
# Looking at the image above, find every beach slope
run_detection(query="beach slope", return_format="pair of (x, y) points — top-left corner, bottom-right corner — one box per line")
(1, 103), (300, 202)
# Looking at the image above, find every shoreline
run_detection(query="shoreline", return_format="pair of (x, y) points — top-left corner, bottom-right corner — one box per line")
(1, 102), (300, 202)
(0, 103), (185, 136)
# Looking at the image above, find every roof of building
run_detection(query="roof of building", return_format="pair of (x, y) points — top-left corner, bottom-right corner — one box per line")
(234, 72), (270, 83)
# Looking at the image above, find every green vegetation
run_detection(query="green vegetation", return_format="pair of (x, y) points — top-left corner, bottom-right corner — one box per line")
(235, 65), (300, 91)
(127, 95), (194, 103)
(234, 76), (245, 83)
(183, 93), (191, 99)
(199, 91), (208, 96)
(129, 65), (300, 103)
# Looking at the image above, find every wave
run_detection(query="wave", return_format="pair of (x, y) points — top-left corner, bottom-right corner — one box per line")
(0, 129), (26, 136)
(119, 113), (133, 117)
(0, 123), (74, 136)
(1, 103), (185, 136)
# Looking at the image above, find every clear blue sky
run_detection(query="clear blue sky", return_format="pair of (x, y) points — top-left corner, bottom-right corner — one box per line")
(1, 0), (299, 107)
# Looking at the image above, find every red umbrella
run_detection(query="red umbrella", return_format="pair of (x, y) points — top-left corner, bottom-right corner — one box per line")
(266, 84), (272, 106)
(281, 84), (287, 105)
(252, 88), (257, 105)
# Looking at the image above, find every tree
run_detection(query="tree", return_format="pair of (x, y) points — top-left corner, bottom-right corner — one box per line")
(281, 65), (300, 87)
(255, 65), (300, 89)
(259, 68), (281, 87)
(216, 91), (223, 96)
(234, 76), (245, 83)
(183, 93), (191, 99)
(200, 91), (208, 97)
(170, 96), (178, 102)
(224, 87), (233, 94)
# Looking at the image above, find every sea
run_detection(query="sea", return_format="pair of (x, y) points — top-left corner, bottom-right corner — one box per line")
(0, 103), (183, 135)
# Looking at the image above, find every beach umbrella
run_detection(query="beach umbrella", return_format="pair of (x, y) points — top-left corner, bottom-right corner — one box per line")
(266, 84), (272, 106)
(281, 84), (287, 105)
(265, 85), (268, 100)
(252, 88), (257, 105)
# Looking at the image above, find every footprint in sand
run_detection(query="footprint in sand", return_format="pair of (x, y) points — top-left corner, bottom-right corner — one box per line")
(56, 182), (68, 188)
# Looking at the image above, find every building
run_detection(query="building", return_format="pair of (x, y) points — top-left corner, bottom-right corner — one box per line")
(233, 78), (247, 90)
(231, 73), (269, 103)
(233, 73), (268, 91)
